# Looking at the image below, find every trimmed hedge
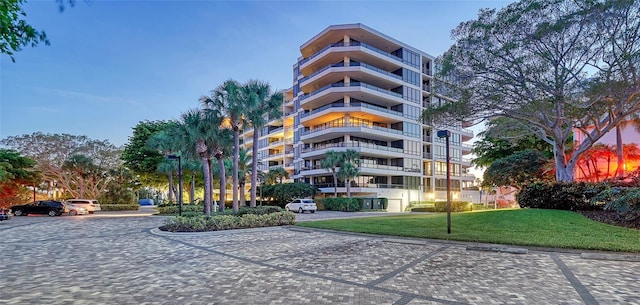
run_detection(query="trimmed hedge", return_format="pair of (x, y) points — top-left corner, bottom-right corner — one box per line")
(409, 201), (471, 212)
(100, 204), (140, 211)
(236, 206), (283, 216)
(517, 182), (608, 211)
(157, 204), (205, 215)
(159, 211), (296, 232)
(323, 198), (361, 211)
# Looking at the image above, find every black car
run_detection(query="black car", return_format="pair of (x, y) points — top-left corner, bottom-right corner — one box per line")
(11, 201), (66, 217)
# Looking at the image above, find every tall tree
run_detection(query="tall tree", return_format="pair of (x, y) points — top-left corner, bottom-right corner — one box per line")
(337, 149), (360, 198)
(236, 148), (252, 207)
(147, 128), (179, 202)
(202, 79), (244, 213)
(242, 80), (284, 207)
(122, 120), (174, 186)
(320, 150), (343, 198)
(0, 149), (38, 207)
(1, 132), (121, 198)
(423, 0), (640, 182)
(171, 109), (222, 216)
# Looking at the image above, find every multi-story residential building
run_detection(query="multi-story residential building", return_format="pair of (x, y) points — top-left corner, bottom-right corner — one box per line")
(244, 23), (476, 212)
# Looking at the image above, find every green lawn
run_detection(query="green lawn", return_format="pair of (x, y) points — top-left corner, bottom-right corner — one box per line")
(297, 209), (640, 252)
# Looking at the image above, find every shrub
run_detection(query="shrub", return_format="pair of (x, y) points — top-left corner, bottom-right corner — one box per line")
(160, 211), (296, 232)
(236, 206), (283, 216)
(314, 198), (326, 210)
(604, 188), (640, 221)
(323, 198), (361, 211)
(517, 182), (608, 211)
(434, 201), (472, 212)
(100, 204), (140, 211)
(157, 204), (204, 215)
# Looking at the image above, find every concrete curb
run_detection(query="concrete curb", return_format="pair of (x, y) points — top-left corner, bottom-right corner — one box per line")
(580, 252), (640, 262)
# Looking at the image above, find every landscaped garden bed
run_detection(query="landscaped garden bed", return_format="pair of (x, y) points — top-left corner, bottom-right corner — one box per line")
(158, 206), (296, 232)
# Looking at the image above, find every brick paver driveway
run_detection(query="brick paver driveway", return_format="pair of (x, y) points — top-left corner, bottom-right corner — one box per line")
(1, 210), (638, 305)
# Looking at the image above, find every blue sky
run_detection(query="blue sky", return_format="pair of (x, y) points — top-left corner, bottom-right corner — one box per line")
(1, 0), (513, 147)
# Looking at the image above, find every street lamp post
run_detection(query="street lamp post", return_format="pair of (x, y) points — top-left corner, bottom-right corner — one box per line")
(437, 130), (451, 234)
(168, 155), (183, 216)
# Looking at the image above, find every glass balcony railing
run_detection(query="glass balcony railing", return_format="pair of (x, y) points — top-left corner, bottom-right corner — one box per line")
(301, 141), (404, 154)
(299, 41), (403, 66)
(301, 121), (419, 138)
(299, 81), (403, 102)
(300, 101), (404, 119)
(300, 61), (402, 84)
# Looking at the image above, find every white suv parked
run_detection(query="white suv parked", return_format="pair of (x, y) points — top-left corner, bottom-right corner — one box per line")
(285, 199), (317, 213)
(64, 199), (101, 214)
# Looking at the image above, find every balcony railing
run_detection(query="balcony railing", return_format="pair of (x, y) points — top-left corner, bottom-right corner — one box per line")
(299, 81), (403, 102)
(301, 122), (419, 139)
(299, 61), (403, 85)
(301, 141), (404, 154)
(299, 41), (403, 66)
(300, 101), (404, 119)
(312, 182), (418, 190)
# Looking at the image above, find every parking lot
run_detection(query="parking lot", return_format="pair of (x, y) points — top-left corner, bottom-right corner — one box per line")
(1, 210), (639, 304)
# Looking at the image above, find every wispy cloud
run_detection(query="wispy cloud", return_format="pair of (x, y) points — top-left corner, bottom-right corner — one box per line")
(33, 87), (142, 107)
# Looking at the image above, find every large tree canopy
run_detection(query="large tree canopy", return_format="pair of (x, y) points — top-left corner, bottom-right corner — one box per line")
(0, 149), (38, 206)
(1, 132), (121, 198)
(424, 0), (640, 182)
(122, 120), (176, 186)
(472, 117), (554, 168)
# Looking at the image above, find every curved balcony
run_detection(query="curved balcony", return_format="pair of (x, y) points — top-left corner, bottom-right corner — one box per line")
(299, 62), (403, 92)
(300, 122), (419, 142)
(301, 141), (413, 159)
(300, 41), (403, 67)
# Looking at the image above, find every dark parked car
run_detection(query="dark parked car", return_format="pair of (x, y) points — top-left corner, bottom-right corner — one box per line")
(0, 208), (12, 221)
(11, 201), (66, 217)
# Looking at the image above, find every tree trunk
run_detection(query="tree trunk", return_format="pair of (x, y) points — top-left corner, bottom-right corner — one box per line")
(250, 129), (260, 207)
(332, 171), (338, 198)
(217, 155), (226, 213)
(553, 143), (575, 182)
(201, 156), (212, 216)
(167, 172), (175, 202)
(240, 182), (246, 207)
(190, 172), (195, 204)
(346, 178), (351, 198)
(233, 128), (240, 213)
(616, 125), (624, 177)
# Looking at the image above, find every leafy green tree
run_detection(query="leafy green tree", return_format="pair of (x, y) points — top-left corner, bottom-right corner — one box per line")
(1, 0), (48, 62)
(320, 150), (342, 198)
(202, 79), (244, 212)
(0, 149), (38, 206)
(261, 182), (318, 206)
(472, 117), (554, 168)
(423, 0), (640, 182)
(1, 132), (121, 198)
(122, 120), (175, 186)
(483, 150), (551, 190)
(242, 80), (284, 207)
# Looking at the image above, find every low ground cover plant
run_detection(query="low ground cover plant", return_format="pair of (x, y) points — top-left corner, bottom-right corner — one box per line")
(101, 204), (140, 211)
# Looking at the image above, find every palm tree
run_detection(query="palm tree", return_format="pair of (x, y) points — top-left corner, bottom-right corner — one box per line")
(264, 167), (288, 185)
(146, 128), (179, 202)
(237, 148), (252, 207)
(202, 79), (244, 213)
(171, 108), (226, 216)
(243, 80), (284, 207)
(320, 150), (343, 198)
(337, 149), (360, 198)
